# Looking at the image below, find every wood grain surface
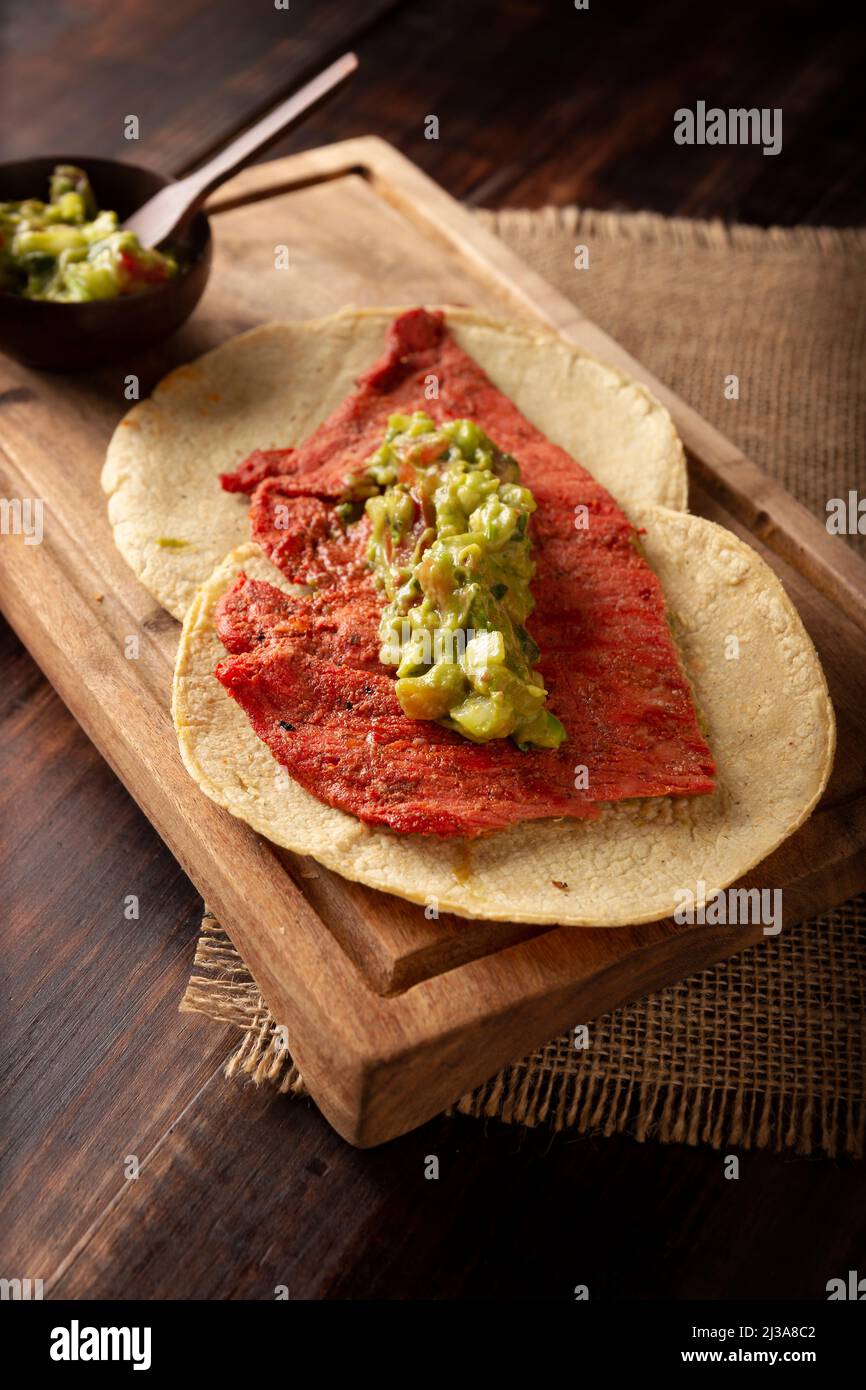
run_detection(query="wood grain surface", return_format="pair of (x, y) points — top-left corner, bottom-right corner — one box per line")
(4, 0), (864, 224)
(2, 0), (864, 1299)
(3, 138), (864, 1148)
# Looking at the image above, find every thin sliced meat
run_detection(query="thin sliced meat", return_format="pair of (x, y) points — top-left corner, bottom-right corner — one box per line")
(220, 308), (453, 498)
(247, 494), (373, 589)
(216, 572), (381, 672)
(216, 645), (592, 838)
(219, 447), (298, 494)
(528, 476), (713, 800)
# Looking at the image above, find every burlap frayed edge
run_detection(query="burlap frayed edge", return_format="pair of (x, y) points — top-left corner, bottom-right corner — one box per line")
(181, 916), (865, 1159)
(459, 1065), (865, 1159)
(477, 205), (866, 255)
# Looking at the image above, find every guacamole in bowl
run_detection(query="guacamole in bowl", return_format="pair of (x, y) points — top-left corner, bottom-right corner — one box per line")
(0, 164), (178, 302)
(0, 154), (211, 368)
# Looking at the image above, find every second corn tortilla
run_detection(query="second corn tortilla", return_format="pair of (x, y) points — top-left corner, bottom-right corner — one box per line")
(172, 508), (835, 927)
(102, 306), (688, 621)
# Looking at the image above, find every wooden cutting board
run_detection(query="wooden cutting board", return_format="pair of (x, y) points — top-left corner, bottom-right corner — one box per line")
(2, 137), (865, 1147)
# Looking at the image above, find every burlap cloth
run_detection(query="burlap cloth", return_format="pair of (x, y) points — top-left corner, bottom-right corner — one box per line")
(182, 207), (866, 1158)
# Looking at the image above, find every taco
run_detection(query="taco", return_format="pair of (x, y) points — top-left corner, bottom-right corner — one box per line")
(168, 308), (833, 925)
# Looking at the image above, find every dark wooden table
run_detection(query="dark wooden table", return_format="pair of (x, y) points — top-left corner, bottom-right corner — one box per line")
(2, 0), (865, 1300)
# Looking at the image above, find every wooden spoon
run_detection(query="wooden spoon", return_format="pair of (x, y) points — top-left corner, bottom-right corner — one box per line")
(124, 52), (358, 248)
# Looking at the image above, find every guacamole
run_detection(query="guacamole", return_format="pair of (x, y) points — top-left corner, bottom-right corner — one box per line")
(0, 165), (178, 302)
(348, 410), (566, 750)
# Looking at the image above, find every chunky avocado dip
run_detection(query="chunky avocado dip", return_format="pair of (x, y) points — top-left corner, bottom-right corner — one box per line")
(0, 165), (178, 302)
(345, 410), (566, 750)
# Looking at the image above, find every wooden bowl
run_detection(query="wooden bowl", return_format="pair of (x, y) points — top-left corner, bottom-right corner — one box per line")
(0, 155), (212, 370)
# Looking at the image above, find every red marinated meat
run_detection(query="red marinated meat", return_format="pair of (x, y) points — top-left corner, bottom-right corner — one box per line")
(216, 571), (381, 672)
(216, 646), (587, 838)
(215, 309), (716, 837)
(219, 448), (298, 494)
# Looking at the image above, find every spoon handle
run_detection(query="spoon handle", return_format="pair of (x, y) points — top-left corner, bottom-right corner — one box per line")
(182, 52), (358, 202)
(125, 51), (358, 247)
